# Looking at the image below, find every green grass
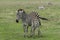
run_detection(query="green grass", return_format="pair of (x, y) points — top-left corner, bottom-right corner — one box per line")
(0, 0), (60, 40)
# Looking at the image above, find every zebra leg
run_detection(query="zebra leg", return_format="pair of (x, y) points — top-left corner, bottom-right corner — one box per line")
(23, 24), (28, 37)
(38, 27), (40, 37)
(37, 26), (41, 37)
(30, 26), (35, 37)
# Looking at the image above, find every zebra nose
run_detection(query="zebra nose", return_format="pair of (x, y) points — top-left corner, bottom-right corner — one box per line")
(16, 19), (19, 23)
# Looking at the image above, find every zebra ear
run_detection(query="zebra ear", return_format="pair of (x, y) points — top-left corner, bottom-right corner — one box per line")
(17, 9), (25, 13)
(19, 10), (25, 13)
(19, 11), (24, 13)
(23, 10), (25, 13)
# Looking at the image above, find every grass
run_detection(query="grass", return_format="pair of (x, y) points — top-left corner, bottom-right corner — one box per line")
(0, 0), (60, 40)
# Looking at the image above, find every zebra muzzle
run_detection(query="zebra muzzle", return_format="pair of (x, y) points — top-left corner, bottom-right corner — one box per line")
(16, 19), (19, 23)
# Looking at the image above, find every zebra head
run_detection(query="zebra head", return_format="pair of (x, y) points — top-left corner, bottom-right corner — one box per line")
(16, 9), (25, 23)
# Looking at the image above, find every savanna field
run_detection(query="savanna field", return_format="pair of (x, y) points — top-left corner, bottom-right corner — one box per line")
(0, 0), (60, 40)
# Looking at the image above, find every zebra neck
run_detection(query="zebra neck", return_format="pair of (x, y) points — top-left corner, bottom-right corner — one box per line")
(22, 13), (27, 22)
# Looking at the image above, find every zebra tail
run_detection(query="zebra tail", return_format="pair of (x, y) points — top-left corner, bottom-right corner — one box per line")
(39, 17), (48, 20)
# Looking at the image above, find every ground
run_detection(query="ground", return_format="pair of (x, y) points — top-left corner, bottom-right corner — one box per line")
(0, 0), (60, 40)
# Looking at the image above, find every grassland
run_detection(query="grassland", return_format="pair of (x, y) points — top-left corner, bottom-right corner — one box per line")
(0, 0), (60, 40)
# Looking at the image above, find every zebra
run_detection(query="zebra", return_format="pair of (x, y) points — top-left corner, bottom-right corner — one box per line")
(16, 9), (48, 37)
